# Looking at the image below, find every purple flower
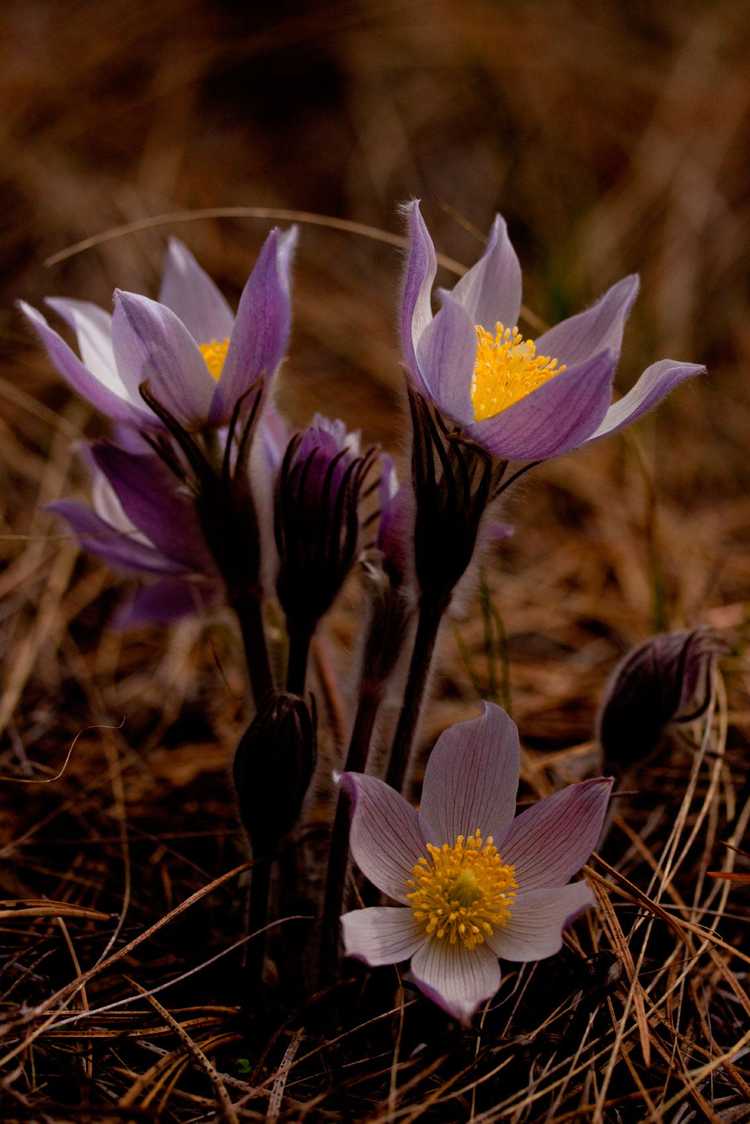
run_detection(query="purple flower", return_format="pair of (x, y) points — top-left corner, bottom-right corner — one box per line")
(19, 229), (297, 431)
(50, 442), (219, 625)
(401, 201), (704, 462)
(340, 703), (612, 1022)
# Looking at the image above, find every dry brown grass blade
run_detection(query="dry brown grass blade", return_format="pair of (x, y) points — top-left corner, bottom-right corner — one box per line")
(124, 975), (240, 1124)
(0, 900), (111, 921)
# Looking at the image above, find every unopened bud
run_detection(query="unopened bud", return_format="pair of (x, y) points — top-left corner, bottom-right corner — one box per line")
(597, 628), (726, 773)
(233, 692), (317, 858)
(274, 417), (377, 636)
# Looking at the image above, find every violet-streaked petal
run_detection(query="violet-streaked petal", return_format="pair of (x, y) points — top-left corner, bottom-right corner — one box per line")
(45, 298), (119, 391)
(416, 291), (475, 424)
(341, 908), (425, 967)
(114, 577), (213, 628)
(419, 702), (520, 847)
(498, 778), (613, 891)
(18, 302), (144, 424)
(158, 237), (234, 343)
(450, 214), (522, 332)
(340, 771), (428, 904)
(535, 275), (639, 368)
(91, 442), (213, 571)
(487, 881), (595, 962)
(213, 227), (297, 423)
(586, 359), (706, 443)
(400, 200), (437, 386)
(49, 501), (185, 576)
(410, 939), (500, 1024)
(111, 291), (215, 428)
(469, 349), (615, 461)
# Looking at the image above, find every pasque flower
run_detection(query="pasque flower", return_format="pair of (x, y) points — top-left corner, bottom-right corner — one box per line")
(19, 229), (297, 430)
(401, 201), (704, 461)
(340, 703), (612, 1022)
(51, 442), (219, 625)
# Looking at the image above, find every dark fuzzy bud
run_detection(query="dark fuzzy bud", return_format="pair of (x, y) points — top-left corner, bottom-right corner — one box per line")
(233, 691), (317, 858)
(274, 418), (377, 635)
(597, 628), (726, 772)
(408, 386), (503, 609)
(139, 378), (267, 601)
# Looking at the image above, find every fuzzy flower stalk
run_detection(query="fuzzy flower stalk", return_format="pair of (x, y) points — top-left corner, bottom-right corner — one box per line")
(274, 417), (377, 693)
(387, 201), (706, 794)
(340, 703), (612, 1022)
(233, 691), (317, 990)
(320, 457), (413, 978)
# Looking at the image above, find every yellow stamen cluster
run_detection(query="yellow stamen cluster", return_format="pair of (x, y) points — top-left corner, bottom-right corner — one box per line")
(407, 829), (517, 950)
(471, 322), (566, 422)
(199, 337), (230, 381)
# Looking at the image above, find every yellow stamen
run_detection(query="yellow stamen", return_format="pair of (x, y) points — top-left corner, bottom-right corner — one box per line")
(407, 829), (517, 951)
(471, 322), (566, 422)
(199, 338), (230, 381)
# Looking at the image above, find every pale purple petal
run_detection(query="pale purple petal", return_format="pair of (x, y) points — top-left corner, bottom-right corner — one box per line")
(18, 302), (144, 424)
(469, 349), (615, 461)
(487, 881), (595, 961)
(49, 501), (185, 576)
(111, 291), (215, 428)
(45, 298), (118, 390)
(213, 227), (297, 423)
(419, 702), (520, 847)
(341, 908), (425, 967)
(450, 214), (522, 332)
(400, 200), (437, 387)
(416, 291), (475, 424)
(586, 359), (706, 442)
(91, 442), (213, 571)
(340, 772), (428, 904)
(410, 939), (500, 1023)
(158, 238), (234, 343)
(114, 577), (213, 628)
(498, 778), (612, 891)
(535, 275), (639, 368)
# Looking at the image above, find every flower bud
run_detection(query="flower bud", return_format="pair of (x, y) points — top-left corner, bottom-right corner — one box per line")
(233, 691), (317, 858)
(597, 628), (726, 773)
(274, 417), (377, 636)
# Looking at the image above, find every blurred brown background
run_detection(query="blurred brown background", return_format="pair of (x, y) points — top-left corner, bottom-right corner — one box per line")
(2, 0), (750, 750)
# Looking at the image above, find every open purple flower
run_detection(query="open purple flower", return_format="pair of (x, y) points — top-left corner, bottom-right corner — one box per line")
(340, 703), (612, 1022)
(51, 442), (219, 626)
(401, 201), (704, 462)
(19, 229), (297, 431)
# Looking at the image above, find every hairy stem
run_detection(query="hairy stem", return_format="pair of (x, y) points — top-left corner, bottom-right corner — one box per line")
(319, 679), (385, 979)
(244, 857), (272, 997)
(385, 595), (446, 795)
(286, 624), (313, 695)
(231, 592), (274, 707)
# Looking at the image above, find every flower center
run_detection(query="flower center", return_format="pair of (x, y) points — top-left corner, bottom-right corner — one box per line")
(199, 338), (230, 381)
(407, 829), (517, 950)
(471, 322), (566, 422)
